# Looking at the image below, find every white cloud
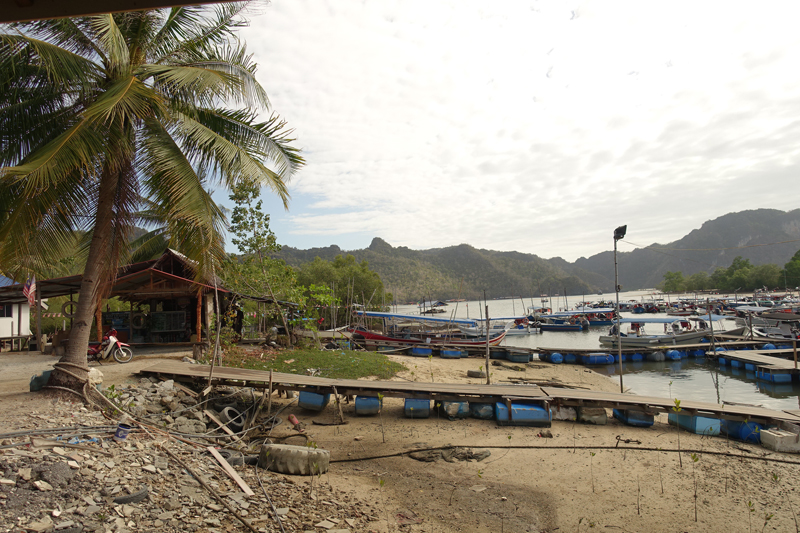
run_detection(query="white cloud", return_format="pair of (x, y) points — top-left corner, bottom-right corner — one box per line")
(232, 0), (800, 260)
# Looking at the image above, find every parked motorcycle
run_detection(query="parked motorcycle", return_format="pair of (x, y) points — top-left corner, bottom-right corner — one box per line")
(87, 328), (134, 363)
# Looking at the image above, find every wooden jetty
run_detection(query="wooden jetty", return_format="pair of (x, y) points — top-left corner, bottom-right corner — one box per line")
(140, 361), (800, 426)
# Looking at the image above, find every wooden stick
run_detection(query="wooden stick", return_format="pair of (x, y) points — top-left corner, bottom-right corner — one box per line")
(267, 369), (273, 418)
(160, 445), (258, 533)
(207, 446), (255, 496)
(203, 409), (243, 444)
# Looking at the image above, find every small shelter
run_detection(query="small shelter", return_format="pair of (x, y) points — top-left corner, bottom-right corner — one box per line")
(0, 249), (291, 348)
(0, 275), (32, 350)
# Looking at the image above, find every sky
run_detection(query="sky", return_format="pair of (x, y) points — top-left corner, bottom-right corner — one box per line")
(218, 0), (800, 261)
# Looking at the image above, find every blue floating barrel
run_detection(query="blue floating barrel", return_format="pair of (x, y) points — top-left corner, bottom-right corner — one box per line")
(646, 351), (665, 362)
(469, 402), (495, 420)
(507, 351), (531, 363)
(581, 353), (614, 365)
(666, 350), (682, 361)
(563, 353), (577, 364)
(440, 349), (462, 359)
(777, 344), (791, 350)
(404, 398), (431, 418)
(756, 371), (792, 383)
(731, 359), (743, 368)
(669, 413), (720, 436)
(714, 346), (727, 352)
(690, 349), (706, 358)
(719, 357), (728, 365)
(490, 349), (508, 360)
(548, 352), (563, 364)
(678, 350), (688, 359)
(613, 409), (654, 427)
(495, 401), (551, 427)
(354, 396), (382, 416)
(631, 353), (644, 362)
(298, 391), (331, 411)
(411, 346), (433, 357)
(722, 419), (763, 443)
(442, 401), (470, 419)
(762, 343), (777, 350)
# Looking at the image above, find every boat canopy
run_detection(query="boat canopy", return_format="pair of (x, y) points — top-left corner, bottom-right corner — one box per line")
(733, 306), (773, 313)
(537, 308), (615, 318)
(355, 310), (477, 327)
(620, 314), (728, 324)
(418, 300), (448, 308)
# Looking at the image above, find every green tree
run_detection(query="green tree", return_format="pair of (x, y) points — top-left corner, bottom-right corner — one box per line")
(685, 271), (710, 292)
(662, 271), (685, 293)
(0, 6), (303, 392)
(783, 249), (800, 289)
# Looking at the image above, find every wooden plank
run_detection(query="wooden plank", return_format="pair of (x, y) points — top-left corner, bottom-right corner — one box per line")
(207, 447), (255, 497)
(203, 409), (242, 443)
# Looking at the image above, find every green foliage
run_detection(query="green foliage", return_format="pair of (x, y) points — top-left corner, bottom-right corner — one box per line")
(661, 271), (685, 292)
(221, 347), (405, 380)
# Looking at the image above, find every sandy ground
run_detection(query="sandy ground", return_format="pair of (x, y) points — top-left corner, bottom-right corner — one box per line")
(3, 349), (800, 532)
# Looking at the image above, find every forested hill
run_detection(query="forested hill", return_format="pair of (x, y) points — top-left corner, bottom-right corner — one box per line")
(273, 208), (800, 301)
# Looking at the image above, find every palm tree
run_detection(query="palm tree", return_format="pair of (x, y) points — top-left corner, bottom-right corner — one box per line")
(0, 4), (304, 394)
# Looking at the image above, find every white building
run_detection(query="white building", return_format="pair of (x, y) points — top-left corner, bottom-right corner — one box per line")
(0, 275), (31, 338)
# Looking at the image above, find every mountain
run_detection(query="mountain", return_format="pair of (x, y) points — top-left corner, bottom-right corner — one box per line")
(273, 209), (800, 301)
(562, 208), (800, 290)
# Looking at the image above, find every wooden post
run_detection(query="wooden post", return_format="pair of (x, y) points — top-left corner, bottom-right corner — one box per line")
(267, 369), (273, 418)
(196, 288), (203, 342)
(129, 301), (133, 344)
(485, 303), (491, 385)
(794, 338), (797, 370)
(35, 289), (42, 352)
(95, 300), (103, 342)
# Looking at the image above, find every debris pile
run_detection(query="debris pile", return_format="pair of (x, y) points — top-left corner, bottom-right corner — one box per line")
(0, 378), (377, 533)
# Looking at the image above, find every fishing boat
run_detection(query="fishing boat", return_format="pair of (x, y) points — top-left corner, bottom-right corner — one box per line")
(598, 316), (726, 347)
(350, 311), (508, 346)
(457, 316), (538, 336)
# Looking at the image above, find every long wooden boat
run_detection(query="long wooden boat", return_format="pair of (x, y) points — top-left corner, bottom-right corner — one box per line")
(349, 327), (507, 347)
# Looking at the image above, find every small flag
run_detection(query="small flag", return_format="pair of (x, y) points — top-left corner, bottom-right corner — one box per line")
(22, 275), (36, 307)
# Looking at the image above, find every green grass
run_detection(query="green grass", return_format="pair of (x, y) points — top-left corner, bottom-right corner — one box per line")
(222, 347), (406, 380)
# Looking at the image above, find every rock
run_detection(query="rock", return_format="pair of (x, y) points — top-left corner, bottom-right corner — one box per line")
(25, 515), (53, 532)
(88, 368), (104, 386)
(142, 465), (157, 474)
(315, 520), (336, 529)
(576, 407), (608, 425)
(33, 480), (53, 491)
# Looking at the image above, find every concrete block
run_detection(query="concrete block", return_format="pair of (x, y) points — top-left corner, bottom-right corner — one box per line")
(550, 405), (577, 421)
(761, 428), (800, 453)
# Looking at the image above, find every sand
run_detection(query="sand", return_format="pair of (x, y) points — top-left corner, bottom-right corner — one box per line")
(3, 349), (800, 532)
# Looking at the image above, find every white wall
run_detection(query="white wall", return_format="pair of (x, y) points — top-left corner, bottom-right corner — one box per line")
(0, 303), (31, 338)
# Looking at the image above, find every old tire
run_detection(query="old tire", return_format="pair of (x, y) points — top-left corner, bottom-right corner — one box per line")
(208, 449), (245, 466)
(258, 443), (330, 476)
(113, 485), (149, 504)
(219, 406), (245, 433)
(467, 370), (486, 378)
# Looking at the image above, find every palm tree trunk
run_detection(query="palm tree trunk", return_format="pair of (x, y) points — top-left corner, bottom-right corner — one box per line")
(48, 169), (120, 394)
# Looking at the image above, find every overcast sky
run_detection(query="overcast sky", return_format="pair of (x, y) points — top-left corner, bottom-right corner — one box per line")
(222, 0), (800, 261)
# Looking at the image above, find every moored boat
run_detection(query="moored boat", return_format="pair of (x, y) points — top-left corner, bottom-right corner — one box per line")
(598, 316), (725, 348)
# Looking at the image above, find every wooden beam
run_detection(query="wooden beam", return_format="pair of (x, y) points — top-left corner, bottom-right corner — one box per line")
(206, 447), (255, 497)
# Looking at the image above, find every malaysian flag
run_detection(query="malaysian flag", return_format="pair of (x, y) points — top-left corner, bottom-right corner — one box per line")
(22, 275), (36, 307)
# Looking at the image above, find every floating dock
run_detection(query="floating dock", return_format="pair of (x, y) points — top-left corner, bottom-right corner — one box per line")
(141, 361), (800, 426)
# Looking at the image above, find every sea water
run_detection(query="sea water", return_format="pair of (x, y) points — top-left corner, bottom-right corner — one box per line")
(393, 290), (800, 411)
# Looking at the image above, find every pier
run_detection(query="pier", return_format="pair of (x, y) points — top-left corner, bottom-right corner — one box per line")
(141, 361), (800, 426)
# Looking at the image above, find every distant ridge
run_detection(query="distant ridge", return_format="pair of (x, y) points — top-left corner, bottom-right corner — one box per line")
(272, 208), (800, 301)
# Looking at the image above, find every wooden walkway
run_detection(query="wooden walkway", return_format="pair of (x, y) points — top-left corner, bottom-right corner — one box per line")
(141, 362), (800, 425)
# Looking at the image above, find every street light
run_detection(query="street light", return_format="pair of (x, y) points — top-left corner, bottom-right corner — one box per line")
(613, 225), (626, 393)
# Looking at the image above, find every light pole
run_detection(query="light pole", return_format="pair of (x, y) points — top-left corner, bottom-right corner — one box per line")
(614, 225), (627, 393)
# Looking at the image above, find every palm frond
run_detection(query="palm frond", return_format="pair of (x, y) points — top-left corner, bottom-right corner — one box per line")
(0, 33), (102, 88)
(7, 17), (101, 59)
(156, 1), (252, 61)
(89, 14), (129, 73)
(82, 75), (162, 125)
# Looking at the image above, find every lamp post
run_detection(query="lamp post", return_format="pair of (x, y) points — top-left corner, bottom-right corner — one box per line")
(613, 225), (627, 393)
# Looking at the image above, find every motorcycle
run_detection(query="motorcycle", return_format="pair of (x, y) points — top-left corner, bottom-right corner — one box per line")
(87, 328), (134, 364)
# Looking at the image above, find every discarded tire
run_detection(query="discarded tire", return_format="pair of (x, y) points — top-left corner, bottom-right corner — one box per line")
(258, 443), (330, 476)
(467, 370), (486, 378)
(208, 449), (245, 466)
(213, 397), (238, 411)
(113, 485), (149, 504)
(219, 406), (245, 433)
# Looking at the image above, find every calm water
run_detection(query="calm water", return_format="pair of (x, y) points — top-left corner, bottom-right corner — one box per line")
(393, 291), (800, 410)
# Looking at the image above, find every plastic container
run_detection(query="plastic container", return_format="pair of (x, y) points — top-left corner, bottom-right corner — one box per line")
(762, 343), (777, 350)
(495, 401), (551, 427)
(563, 353), (577, 364)
(613, 409), (654, 427)
(490, 349), (508, 360)
(354, 396), (381, 416)
(756, 371), (792, 383)
(29, 370), (53, 392)
(298, 391), (331, 411)
(469, 402), (494, 420)
(630, 353), (644, 362)
(410, 346), (433, 357)
(721, 419), (763, 443)
(440, 349), (462, 359)
(442, 401), (470, 419)
(665, 350), (682, 361)
(404, 398), (431, 418)
(668, 413), (720, 436)
(113, 423), (132, 442)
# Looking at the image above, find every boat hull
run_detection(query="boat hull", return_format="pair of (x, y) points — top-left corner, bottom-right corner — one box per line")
(599, 330), (707, 347)
(350, 328), (507, 347)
